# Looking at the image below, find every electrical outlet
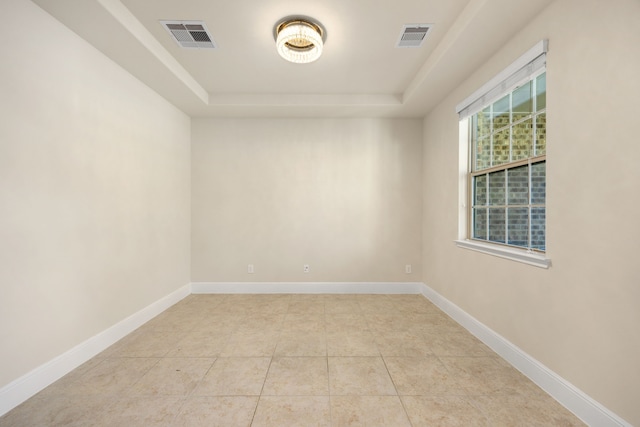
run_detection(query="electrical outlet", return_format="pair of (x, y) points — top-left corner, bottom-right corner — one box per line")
(405, 264), (412, 274)
(248, 264), (254, 274)
(303, 264), (310, 273)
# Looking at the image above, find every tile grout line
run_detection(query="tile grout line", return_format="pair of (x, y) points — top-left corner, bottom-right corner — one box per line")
(323, 300), (334, 426)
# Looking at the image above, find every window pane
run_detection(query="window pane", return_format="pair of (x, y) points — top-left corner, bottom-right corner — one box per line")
(474, 175), (487, 206)
(535, 112), (546, 155)
(531, 207), (546, 250)
(508, 165), (529, 205)
(513, 81), (532, 122)
(507, 207), (529, 247)
(488, 208), (506, 243)
(531, 161), (546, 205)
(512, 118), (533, 161)
(493, 95), (510, 130)
(473, 208), (487, 240)
(477, 106), (491, 140)
(476, 137), (491, 170)
(488, 170), (505, 205)
(536, 73), (546, 111)
(492, 128), (510, 166)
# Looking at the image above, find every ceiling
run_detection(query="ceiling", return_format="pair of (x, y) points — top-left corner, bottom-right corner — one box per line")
(31, 0), (554, 118)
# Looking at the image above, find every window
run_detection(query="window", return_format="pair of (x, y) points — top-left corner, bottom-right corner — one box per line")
(455, 41), (550, 268)
(470, 72), (546, 250)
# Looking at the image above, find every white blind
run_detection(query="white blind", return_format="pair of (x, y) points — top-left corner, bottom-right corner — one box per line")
(456, 40), (548, 119)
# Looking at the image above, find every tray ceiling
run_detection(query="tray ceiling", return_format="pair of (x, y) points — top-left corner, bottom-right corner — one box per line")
(31, 0), (554, 117)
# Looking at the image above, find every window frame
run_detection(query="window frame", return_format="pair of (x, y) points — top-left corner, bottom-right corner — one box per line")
(454, 41), (551, 269)
(468, 70), (547, 252)
(468, 155), (546, 252)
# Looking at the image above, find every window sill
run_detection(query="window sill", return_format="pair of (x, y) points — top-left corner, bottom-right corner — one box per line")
(455, 239), (551, 269)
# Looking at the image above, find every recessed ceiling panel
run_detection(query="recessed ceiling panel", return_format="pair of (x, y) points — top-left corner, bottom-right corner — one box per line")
(31, 0), (556, 117)
(122, 0), (470, 95)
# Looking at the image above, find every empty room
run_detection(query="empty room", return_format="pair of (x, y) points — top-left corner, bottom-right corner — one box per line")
(1, 0), (638, 425)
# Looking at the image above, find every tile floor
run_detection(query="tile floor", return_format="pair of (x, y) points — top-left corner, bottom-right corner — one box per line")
(0, 294), (585, 426)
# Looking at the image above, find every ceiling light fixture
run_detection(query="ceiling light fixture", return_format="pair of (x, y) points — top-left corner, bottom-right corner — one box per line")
(274, 17), (325, 64)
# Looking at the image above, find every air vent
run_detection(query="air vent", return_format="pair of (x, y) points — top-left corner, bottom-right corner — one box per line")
(160, 20), (216, 49)
(396, 24), (432, 48)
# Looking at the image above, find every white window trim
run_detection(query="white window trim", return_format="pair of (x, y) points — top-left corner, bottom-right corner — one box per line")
(455, 239), (551, 269)
(455, 40), (551, 269)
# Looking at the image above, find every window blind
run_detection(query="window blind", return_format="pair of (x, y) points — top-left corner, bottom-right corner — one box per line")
(456, 40), (548, 119)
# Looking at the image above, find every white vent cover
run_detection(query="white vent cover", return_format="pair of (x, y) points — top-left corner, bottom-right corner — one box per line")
(160, 20), (216, 49)
(396, 24), (432, 48)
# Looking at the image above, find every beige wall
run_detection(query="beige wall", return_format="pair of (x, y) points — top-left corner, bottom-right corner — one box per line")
(421, 0), (640, 424)
(0, 0), (191, 388)
(192, 118), (422, 283)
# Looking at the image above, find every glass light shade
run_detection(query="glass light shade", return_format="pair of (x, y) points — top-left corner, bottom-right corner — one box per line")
(276, 20), (323, 64)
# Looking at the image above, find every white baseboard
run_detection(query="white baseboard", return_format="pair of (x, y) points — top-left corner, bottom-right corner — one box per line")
(0, 283), (190, 417)
(1, 281), (630, 426)
(419, 283), (631, 427)
(190, 281), (424, 294)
